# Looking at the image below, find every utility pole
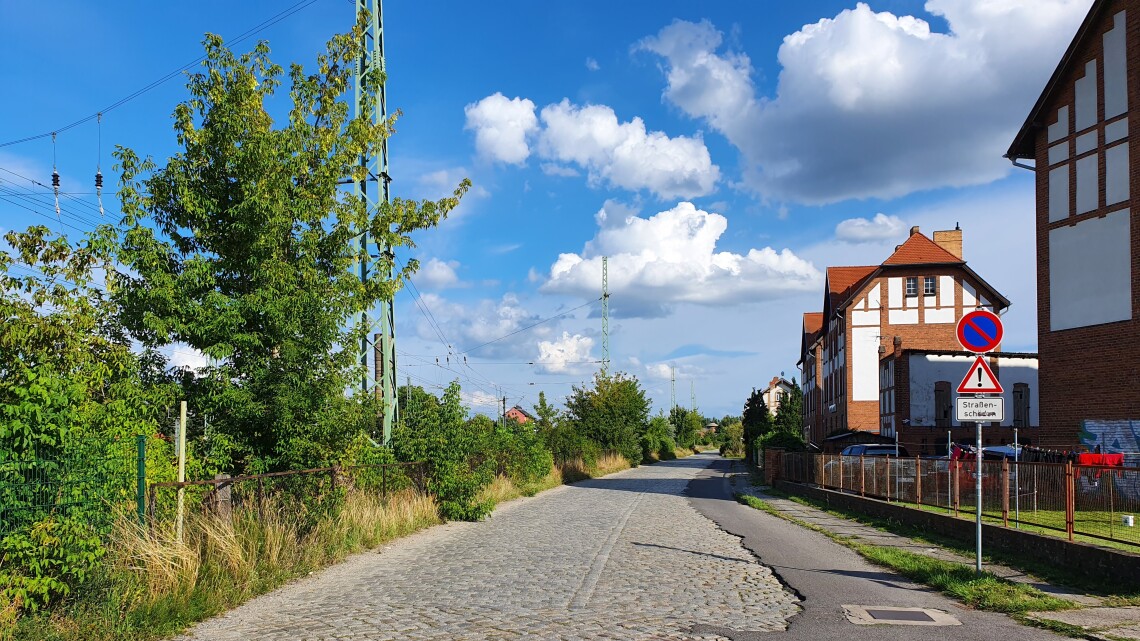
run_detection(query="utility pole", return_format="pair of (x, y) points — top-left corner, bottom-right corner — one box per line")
(670, 366), (677, 432)
(601, 256), (610, 374)
(355, 0), (397, 444)
(690, 380), (695, 415)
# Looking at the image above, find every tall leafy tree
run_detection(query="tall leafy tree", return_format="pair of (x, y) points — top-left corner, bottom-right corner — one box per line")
(774, 381), (804, 436)
(110, 19), (467, 472)
(741, 389), (772, 463)
(532, 391), (560, 430)
(564, 372), (650, 465)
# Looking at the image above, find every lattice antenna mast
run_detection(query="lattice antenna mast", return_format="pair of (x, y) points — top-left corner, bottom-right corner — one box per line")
(670, 366), (676, 419)
(354, 0), (397, 444)
(601, 256), (610, 374)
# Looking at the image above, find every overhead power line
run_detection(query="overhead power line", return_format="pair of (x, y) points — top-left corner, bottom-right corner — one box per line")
(0, 0), (324, 148)
(459, 297), (601, 355)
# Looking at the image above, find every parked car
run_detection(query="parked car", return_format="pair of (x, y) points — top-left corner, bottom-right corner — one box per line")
(839, 444), (911, 457)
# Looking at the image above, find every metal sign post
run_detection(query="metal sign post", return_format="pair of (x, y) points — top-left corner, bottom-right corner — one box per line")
(976, 416), (983, 575)
(955, 309), (1005, 577)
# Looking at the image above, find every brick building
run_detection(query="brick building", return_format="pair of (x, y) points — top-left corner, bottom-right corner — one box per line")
(505, 405), (535, 425)
(878, 349), (1039, 455)
(1006, 0), (1140, 453)
(798, 226), (1011, 450)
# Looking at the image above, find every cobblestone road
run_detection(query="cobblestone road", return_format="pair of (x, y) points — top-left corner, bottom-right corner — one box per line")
(175, 454), (800, 640)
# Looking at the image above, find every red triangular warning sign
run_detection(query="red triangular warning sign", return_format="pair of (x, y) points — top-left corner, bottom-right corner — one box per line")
(957, 356), (1003, 394)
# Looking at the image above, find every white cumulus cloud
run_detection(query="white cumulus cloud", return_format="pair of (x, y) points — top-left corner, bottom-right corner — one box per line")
(536, 332), (596, 374)
(465, 94), (720, 200)
(414, 293), (563, 360)
(541, 201), (821, 317)
(463, 93), (539, 165)
(639, 2), (1092, 204)
(538, 100), (719, 199)
(835, 213), (908, 243)
(416, 258), (462, 289)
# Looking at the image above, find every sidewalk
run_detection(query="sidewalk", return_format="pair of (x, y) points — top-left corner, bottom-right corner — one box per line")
(733, 475), (1140, 640)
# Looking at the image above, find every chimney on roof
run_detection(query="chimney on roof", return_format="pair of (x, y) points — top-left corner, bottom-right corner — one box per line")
(933, 227), (963, 259)
(909, 225), (921, 236)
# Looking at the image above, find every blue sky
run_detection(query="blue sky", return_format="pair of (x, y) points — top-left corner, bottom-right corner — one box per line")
(0, 0), (1093, 419)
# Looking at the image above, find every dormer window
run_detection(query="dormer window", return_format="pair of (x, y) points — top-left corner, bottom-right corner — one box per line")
(905, 276), (918, 296)
(924, 277), (937, 296)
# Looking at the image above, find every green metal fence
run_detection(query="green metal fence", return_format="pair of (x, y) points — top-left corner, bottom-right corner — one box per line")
(0, 435), (164, 538)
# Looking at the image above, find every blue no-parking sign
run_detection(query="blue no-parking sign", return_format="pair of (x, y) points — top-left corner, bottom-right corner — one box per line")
(956, 310), (1003, 353)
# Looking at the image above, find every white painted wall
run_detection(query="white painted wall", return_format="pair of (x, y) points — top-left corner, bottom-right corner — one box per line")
(1049, 165), (1070, 222)
(939, 276), (955, 307)
(1076, 154), (1099, 215)
(907, 354), (1039, 428)
(1049, 208), (1133, 330)
(888, 277), (902, 308)
(1048, 105), (1070, 142)
(851, 326), (880, 402)
(889, 309), (918, 324)
(1076, 59), (1098, 131)
(1106, 142), (1129, 206)
(866, 283), (881, 309)
(1104, 11), (1128, 119)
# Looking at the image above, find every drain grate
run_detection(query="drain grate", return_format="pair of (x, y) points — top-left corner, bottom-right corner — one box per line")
(843, 605), (961, 626)
(866, 609), (936, 622)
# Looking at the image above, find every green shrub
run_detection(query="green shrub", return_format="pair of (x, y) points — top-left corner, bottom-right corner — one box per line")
(392, 382), (494, 521)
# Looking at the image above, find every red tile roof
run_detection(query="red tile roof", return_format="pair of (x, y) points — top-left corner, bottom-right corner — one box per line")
(882, 232), (963, 266)
(803, 312), (823, 336)
(827, 266), (877, 308)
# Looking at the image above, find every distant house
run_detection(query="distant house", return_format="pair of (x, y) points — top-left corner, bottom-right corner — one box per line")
(505, 405), (535, 425)
(760, 376), (795, 417)
(798, 226), (1017, 452)
(1005, 0), (1140, 454)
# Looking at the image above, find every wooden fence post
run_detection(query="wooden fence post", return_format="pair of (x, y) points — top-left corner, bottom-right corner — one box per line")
(1001, 457), (1009, 527)
(954, 460), (961, 516)
(916, 456), (923, 507)
(1066, 460), (1075, 542)
(860, 455), (865, 497)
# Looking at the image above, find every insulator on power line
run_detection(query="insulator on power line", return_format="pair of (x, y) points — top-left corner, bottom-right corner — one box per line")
(52, 170), (61, 218)
(95, 171), (104, 216)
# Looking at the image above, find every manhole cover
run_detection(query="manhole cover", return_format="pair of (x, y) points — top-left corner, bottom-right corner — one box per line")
(866, 609), (936, 622)
(843, 605), (961, 626)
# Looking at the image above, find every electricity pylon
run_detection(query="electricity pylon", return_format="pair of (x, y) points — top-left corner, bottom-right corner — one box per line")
(355, 0), (397, 444)
(601, 256), (610, 374)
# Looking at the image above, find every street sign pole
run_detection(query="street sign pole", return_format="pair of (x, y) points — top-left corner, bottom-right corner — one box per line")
(955, 309), (1005, 578)
(976, 415), (983, 575)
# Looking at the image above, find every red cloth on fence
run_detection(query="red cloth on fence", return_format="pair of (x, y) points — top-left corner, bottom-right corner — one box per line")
(1078, 453), (1125, 467)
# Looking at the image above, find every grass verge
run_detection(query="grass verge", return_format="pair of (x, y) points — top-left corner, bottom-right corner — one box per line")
(8, 489), (440, 641)
(766, 487), (1140, 602)
(735, 493), (1076, 614)
(558, 453), (631, 484)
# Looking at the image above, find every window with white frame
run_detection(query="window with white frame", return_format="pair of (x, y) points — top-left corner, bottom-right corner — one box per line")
(905, 276), (918, 296)
(924, 276), (937, 296)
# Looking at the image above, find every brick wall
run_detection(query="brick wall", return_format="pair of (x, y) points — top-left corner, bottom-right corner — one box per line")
(1033, 0), (1140, 448)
